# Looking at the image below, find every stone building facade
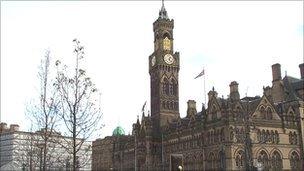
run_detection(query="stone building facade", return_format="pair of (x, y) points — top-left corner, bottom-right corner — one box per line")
(0, 123), (92, 170)
(92, 3), (304, 171)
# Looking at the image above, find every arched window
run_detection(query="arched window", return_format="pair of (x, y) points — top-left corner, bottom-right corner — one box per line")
(289, 132), (293, 144)
(271, 130), (275, 143)
(275, 131), (279, 144)
(266, 107), (272, 120)
(260, 106), (266, 119)
(207, 152), (216, 170)
(235, 150), (245, 168)
(266, 130), (270, 143)
(162, 78), (169, 95)
(170, 78), (178, 96)
(230, 127), (234, 142)
(258, 150), (269, 170)
(290, 151), (300, 171)
(262, 130), (266, 143)
(271, 151), (282, 170)
(257, 129), (261, 142)
(293, 132), (298, 145)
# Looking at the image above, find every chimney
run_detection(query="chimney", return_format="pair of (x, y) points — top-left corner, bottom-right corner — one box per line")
(9, 124), (20, 132)
(0, 122), (8, 133)
(187, 100), (197, 117)
(229, 81), (240, 101)
(272, 63), (282, 82)
(299, 63), (304, 79)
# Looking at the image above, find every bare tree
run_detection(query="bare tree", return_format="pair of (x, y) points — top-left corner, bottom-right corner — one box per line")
(55, 39), (102, 171)
(26, 50), (61, 170)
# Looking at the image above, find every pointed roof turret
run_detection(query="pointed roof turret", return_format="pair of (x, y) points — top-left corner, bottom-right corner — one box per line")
(159, 0), (169, 19)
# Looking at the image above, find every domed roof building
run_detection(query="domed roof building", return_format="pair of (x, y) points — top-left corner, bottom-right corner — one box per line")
(112, 126), (125, 136)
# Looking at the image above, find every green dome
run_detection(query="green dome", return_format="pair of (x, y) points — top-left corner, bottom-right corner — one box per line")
(112, 126), (125, 136)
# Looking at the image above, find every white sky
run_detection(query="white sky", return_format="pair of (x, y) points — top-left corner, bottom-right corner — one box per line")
(1, 1), (303, 138)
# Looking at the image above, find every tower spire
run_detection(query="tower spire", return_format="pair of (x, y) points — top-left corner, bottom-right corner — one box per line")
(159, 0), (168, 19)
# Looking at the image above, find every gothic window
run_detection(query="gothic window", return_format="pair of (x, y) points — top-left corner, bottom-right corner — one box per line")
(262, 130), (266, 143)
(289, 132), (298, 145)
(271, 130), (275, 143)
(258, 150), (269, 170)
(208, 152), (216, 170)
(266, 107), (273, 120)
(260, 106), (266, 119)
(293, 132), (298, 145)
(266, 130), (270, 142)
(257, 129), (261, 142)
(290, 151), (300, 171)
(275, 131), (279, 144)
(162, 78), (169, 95)
(235, 150), (244, 168)
(271, 151), (282, 170)
(289, 132), (292, 144)
(230, 127), (234, 142)
(170, 78), (177, 96)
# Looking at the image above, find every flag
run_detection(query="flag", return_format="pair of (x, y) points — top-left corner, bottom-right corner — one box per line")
(194, 69), (205, 79)
(142, 101), (147, 112)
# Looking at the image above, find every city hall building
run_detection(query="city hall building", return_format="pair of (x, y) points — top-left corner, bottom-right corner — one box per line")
(92, 3), (304, 171)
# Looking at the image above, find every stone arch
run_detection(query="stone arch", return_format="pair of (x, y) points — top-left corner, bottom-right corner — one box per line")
(254, 148), (269, 159)
(234, 149), (245, 169)
(169, 76), (178, 96)
(162, 31), (171, 39)
(257, 150), (270, 170)
(161, 75), (169, 95)
(266, 106), (273, 120)
(289, 150), (301, 171)
(270, 150), (283, 170)
(229, 126), (234, 142)
(260, 105), (266, 119)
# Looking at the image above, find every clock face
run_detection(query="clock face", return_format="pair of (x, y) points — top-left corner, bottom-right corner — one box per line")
(164, 54), (174, 64)
(151, 56), (156, 66)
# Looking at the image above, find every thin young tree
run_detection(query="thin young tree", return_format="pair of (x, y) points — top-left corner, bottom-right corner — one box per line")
(55, 39), (102, 171)
(26, 50), (61, 170)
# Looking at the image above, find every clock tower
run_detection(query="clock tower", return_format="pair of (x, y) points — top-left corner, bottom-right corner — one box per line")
(149, 1), (180, 130)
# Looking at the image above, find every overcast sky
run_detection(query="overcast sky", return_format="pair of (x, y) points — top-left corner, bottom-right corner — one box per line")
(1, 1), (303, 138)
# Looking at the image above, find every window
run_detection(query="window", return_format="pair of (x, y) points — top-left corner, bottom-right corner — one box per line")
(260, 106), (266, 119)
(257, 129), (261, 142)
(236, 150), (244, 168)
(266, 107), (272, 120)
(162, 78), (169, 95)
(271, 151), (282, 170)
(258, 150), (269, 170)
(290, 151), (300, 171)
